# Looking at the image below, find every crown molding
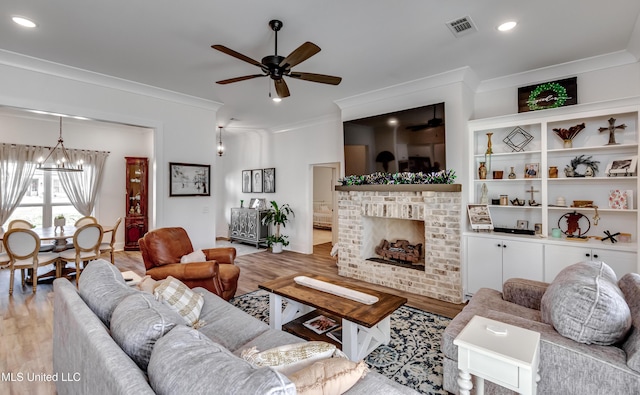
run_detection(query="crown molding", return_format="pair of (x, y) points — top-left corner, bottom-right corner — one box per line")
(476, 50), (638, 93)
(0, 49), (223, 111)
(335, 66), (477, 115)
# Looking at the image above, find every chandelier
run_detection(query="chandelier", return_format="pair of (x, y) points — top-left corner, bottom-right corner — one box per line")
(217, 126), (225, 156)
(37, 117), (83, 172)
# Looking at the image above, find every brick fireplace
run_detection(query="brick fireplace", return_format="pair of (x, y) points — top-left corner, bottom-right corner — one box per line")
(335, 184), (463, 304)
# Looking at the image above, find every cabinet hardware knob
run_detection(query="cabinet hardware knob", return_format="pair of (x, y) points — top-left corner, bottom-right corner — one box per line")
(497, 244), (502, 247)
(585, 253), (591, 257)
(593, 254), (598, 258)
(503, 245), (507, 248)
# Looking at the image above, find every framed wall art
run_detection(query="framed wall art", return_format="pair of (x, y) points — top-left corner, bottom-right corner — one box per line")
(242, 170), (252, 193)
(517, 77), (577, 113)
(467, 204), (494, 230)
(169, 162), (210, 197)
(263, 168), (276, 193)
(252, 169), (263, 193)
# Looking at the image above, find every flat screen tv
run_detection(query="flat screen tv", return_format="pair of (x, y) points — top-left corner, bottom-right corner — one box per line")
(343, 103), (445, 176)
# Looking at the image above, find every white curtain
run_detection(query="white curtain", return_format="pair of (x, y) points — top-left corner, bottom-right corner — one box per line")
(0, 144), (45, 226)
(57, 149), (109, 216)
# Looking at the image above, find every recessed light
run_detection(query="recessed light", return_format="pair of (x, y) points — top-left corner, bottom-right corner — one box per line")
(497, 21), (517, 32)
(388, 118), (398, 125)
(12, 16), (37, 28)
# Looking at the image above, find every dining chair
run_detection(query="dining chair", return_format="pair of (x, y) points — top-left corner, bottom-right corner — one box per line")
(74, 216), (98, 227)
(58, 223), (103, 287)
(0, 251), (9, 269)
(99, 217), (122, 264)
(2, 228), (59, 295)
(7, 219), (56, 252)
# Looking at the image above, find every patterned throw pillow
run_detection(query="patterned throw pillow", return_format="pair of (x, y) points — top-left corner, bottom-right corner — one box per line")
(153, 276), (204, 327)
(287, 358), (368, 395)
(241, 341), (338, 376)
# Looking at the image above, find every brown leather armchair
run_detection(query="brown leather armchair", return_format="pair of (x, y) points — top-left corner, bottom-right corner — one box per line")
(138, 227), (240, 300)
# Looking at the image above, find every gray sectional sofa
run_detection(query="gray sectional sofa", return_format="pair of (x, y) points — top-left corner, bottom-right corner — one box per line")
(441, 261), (640, 395)
(53, 259), (417, 394)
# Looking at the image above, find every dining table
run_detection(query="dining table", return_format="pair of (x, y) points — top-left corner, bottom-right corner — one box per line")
(0, 224), (114, 283)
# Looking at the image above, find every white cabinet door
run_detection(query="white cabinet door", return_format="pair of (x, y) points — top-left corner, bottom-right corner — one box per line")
(466, 236), (503, 294)
(591, 249), (637, 280)
(544, 244), (637, 282)
(502, 240), (544, 282)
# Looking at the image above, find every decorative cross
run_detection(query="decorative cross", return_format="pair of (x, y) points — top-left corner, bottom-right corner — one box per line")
(527, 185), (540, 206)
(598, 117), (626, 145)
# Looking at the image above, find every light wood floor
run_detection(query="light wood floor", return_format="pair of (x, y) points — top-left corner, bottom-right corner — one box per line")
(0, 243), (464, 394)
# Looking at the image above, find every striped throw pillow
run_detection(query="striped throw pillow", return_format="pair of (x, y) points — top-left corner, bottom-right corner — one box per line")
(154, 276), (204, 327)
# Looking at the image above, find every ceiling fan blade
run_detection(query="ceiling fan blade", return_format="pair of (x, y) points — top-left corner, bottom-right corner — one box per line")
(279, 42), (320, 68)
(216, 74), (266, 84)
(288, 72), (342, 85)
(211, 45), (264, 68)
(274, 79), (290, 98)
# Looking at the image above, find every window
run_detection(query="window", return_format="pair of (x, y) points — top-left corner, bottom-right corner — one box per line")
(4, 170), (83, 228)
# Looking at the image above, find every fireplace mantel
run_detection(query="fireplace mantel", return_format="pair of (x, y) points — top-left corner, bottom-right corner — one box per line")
(335, 184), (461, 192)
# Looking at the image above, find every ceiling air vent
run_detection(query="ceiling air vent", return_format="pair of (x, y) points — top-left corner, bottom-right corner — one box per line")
(446, 16), (478, 37)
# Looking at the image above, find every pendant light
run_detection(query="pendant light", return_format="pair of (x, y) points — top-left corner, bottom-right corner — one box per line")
(217, 126), (225, 156)
(37, 117), (83, 172)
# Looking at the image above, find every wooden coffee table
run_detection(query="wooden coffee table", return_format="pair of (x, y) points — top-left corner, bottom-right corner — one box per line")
(259, 273), (407, 361)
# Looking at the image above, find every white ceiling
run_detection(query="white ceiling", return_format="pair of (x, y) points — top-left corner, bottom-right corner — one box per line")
(1, 0), (639, 130)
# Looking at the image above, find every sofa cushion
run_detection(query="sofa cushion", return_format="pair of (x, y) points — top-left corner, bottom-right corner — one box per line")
(78, 259), (138, 327)
(110, 292), (183, 370)
(287, 358), (368, 395)
(541, 261), (632, 345)
(154, 276), (204, 327)
(137, 275), (161, 293)
(147, 325), (296, 395)
(241, 341), (338, 376)
(619, 272), (640, 373)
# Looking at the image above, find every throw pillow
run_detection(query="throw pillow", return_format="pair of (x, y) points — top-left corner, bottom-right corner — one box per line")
(287, 358), (368, 395)
(110, 292), (183, 370)
(241, 341), (338, 376)
(78, 259), (138, 327)
(541, 261), (632, 345)
(137, 275), (161, 294)
(618, 272), (640, 373)
(153, 276), (204, 327)
(180, 249), (206, 263)
(148, 325), (296, 395)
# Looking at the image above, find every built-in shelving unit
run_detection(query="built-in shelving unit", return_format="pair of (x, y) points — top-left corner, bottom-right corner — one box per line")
(464, 97), (640, 296)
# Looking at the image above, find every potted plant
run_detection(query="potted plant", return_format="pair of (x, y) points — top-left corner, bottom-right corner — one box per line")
(262, 201), (294, 253)
(54, 214), (66, 227)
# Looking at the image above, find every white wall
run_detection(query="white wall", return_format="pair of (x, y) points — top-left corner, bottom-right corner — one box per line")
(0, 53), (222, 249)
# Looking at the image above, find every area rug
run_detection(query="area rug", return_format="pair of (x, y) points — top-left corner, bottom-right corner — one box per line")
(231, 290), (450, 394)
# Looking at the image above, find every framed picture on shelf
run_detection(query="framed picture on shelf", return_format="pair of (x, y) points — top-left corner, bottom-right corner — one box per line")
(606, 156), (637, 176)
(169, 162), (210, 197)
(467, 204), (493, 230)
(263, 168), (276, 193)
(252, 169), (263, 193)
(516, 220), (529, 230)
(249, 198), (267, 209)
(242, 170), (252, 193)
(524, 163), (539, 178)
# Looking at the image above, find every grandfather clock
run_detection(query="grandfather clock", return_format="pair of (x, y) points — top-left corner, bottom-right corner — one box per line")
(124, 157), (148, 250)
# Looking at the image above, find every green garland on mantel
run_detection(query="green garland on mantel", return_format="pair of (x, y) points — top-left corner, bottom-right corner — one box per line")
(338, 170), (456, 186)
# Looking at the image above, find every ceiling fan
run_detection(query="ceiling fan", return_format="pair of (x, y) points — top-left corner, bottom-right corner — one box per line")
(405, 105), (444, 132)
(212, 19), (342, 99)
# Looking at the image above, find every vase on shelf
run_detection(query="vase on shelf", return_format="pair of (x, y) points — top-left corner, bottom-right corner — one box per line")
(508, 167), (516, 179)
(563, 139), (573, 148)
(478, 162), (487, 180)
(549, 166), (558, 178)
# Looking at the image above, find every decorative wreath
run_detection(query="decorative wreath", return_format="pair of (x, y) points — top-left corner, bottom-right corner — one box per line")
(527, 82), (570, 111)
(558, 211), (590, 238)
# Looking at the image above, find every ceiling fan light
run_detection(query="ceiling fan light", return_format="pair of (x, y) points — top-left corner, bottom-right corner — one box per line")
(272, 97), (282, 103)
(12, 16), (37, 28)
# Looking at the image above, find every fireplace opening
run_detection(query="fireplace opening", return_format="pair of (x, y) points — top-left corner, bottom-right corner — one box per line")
(361, 217), (425, 270)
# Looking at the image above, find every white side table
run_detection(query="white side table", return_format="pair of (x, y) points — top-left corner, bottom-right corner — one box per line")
(453, 315), (540, 395)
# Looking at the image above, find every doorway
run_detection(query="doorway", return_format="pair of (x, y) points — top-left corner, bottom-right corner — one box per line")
(312, 163), (339, 246)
